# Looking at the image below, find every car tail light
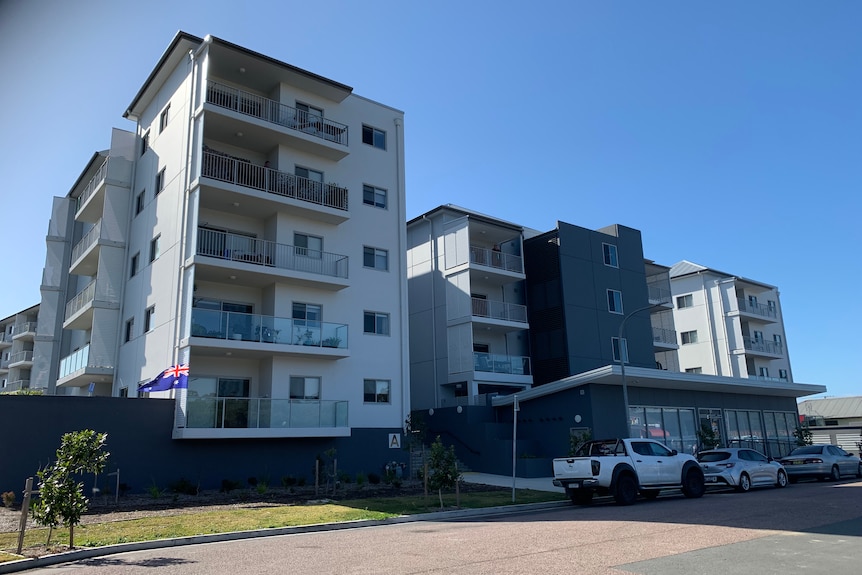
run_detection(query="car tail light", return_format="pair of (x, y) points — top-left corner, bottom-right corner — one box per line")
(718, 463), (735, 468)
(804, 458), (823, 464)
(591, 460), (601, 476)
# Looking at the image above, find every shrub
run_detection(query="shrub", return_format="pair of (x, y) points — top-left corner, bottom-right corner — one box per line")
(168, 478), (199, 496)
(2, 491), (15, 508)
(147, 484), (163, 499)
(355, 472), (367, 486)
(220, 479), (242, 493)
(281, 475), (297, 488)
(255, 482), (268, 494)
(338, 471), (352, 484)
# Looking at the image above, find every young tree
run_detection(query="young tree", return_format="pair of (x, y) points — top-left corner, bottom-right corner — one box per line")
(793, 426), (813, 446)
(31, 430), (109, 548)
(427, 436), (460, 509)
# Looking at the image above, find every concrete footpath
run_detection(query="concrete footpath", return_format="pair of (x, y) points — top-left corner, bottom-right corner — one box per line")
(0, 474), (567, 574)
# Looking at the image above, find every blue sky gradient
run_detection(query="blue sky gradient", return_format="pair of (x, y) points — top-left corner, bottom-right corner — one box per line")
(0, 0), (858, 397)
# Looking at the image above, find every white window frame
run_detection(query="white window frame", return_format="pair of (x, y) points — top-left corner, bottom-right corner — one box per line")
(363, 379), (391, 404)
(294, 232), (323, 259)
(150, 235), (161, 262)
(611, 337), (629, 363)
(135, 190), (145, 215)
(364, 311), (390, 336)
(124, 317), (134, 343)
(144, 305), (155, 332)
(362, 124), (386, 150)
(685, 367), (703, 374)
(159, 104), (170, 133)
(607, 289), (623, 314)
(362, 184), (387, 209)
(130, 252), (140, 277)
(289, 376), (320, 400)
(364, 246), (389, 271)
(681, 330), (698, 345)
(602, 243), (618, 268)
(155, 167), (166, 195)
(676, 294), (693, 309)
(141, 131), (149, 156)
(758, 366), (769, 377)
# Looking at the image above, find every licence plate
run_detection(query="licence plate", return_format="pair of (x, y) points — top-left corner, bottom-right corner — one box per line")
(705, 476), (718, 483)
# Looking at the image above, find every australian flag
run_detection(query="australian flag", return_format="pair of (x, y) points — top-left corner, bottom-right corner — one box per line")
(138, 364), (189, 393)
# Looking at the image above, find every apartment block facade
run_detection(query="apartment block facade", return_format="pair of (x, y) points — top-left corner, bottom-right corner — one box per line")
(0, 305), (39, 392)
(669, 261), (792, 383)
(35, 32), (409, 445)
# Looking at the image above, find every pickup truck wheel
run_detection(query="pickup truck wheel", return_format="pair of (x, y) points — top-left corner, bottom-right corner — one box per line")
(681, 468), (706, 498)
(571, 490), (593, 505)
(614, 474), (638, 505)
(736, 472), (751, 492)
(641, 489), (660, 500)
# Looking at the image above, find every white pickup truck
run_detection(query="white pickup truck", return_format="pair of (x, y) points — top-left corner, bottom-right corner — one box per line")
(552, 438), (705, 505)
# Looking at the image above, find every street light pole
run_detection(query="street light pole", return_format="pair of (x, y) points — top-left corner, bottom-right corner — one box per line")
(618, 302), (665, 437)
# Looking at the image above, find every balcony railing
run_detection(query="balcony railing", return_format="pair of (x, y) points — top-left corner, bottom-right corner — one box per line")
(197, 227), (348, 278)
(469, 246), (523, 274)
(736, 298), (777, 319)
(71, 220), (102, 264)
(65, 279), (97, 320)
(206, 81), (348, 146)
(191, 308), (348, 349)
(0, 358), (9, 369)
(201, 149), (348, 211)
(76, 159), (109, 213)
(652, 326), (677, 345)
(749, 375), (789, 383)
(13, 322), (37, 336)
(743, 338), (784, 355)
(186, 397), (348, 430)
(58, 344), (114, 379)
(473, 352), (531, 375)
(9, 351), (34, 364)
(3, 380), (29, 392)
(471, 298), (527, 323)
(648, 284), (672, 305)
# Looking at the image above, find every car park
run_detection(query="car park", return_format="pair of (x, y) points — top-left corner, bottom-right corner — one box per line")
(778, 444), (862, 482)
(697, 448), (788, 492)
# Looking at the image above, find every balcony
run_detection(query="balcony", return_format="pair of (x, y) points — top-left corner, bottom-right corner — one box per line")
(63, 279), (120, 330)
(742, 338), (784, 357)
(177, 398), (349, 439)
(469, 246), (524, 275)
(194, 227), (349, 290)
(748, 375), (789, 383)
(204, 81), (348, 161)
(652, 327), (678, 349)
(69, 220), (118, 277)
(56, 344), (114, 388)
(471, 298), (527, 323)
(8, 350), (34, 368)
(75, 159), (108, 217)
(474, 352), (531, 376)
(200, 149), (349, 223)
(2, 380), (29, 392)
(11, 322), (37, 341)
(0, 332), (11, 348)
(647, 284), (672, 307)
(189, 308), (348, 359)
(733, 298), (778, 322)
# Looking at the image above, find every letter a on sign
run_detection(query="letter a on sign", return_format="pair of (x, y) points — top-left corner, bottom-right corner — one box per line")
(388, 433), (401, 448)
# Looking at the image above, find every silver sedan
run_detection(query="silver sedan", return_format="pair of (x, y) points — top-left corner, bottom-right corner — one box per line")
(698, 448), (788, 492)
(778, 444), (862, 482)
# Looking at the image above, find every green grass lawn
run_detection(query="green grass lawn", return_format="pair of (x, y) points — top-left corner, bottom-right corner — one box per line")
(0, 489), (564, 562)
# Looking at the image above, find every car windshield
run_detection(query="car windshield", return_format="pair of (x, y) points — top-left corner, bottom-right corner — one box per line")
(788, 446), (824, 456)
(697, 451), (732, 462)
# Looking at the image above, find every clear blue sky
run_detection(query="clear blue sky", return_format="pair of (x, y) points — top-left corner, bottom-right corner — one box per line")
(1, 0), (859, 398)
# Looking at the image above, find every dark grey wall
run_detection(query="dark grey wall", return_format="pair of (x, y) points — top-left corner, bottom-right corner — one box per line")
(0, 396), (407, 495)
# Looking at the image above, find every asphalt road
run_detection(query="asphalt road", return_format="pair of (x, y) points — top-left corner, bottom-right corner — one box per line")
(23, 479), (862, 574)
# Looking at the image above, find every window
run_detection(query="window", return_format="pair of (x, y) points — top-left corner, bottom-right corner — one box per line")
(611, 337), (628, 362)
(364, 311), (390, 335)
(685, 367), (703, 374)
(155, 167), (166, 195)
(135, 191), (145, 215)
(767, 300), (776, 310)
(124, 318), (134, 343)
(681, 330), (698, 345)
(141, 131), (149, 156)
(607, 289), (623, 314)
(362, 124), (386, 149)
(294, 233), (323, 258)
(295, 166), (323, 182)
(159, 104), (170, 132)
(676, 294), (693, 309)
(150, 235), (161, 262)
(753, 330), (763, 342)
(130, 252), (139, 277)
(364, 379), (391, 403)
(773, 334), (782, 346)
(363, 184), (387, 209)
(779, 369), (788, 380)
(292, 303), (321, 324)
(289, 376), (320, 400)
(296, 102), (323, 123)
(748, 295), (758, 307)
(602, 243), (618, 267)
(759, 367), (769, 377)
(293, 303), (321, 344)
(144, 306), (155, 332)
(364, 246), (389, 271)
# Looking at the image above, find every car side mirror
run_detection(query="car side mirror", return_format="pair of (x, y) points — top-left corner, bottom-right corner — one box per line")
(671, 449), (678, 456)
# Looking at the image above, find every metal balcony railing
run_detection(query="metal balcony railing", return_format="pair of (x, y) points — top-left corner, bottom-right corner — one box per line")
(648, 284), (672, 305)
(471, 298), (528, 323)
(473, 352), (531, 375)
(76, 159), (109, 213)
(3, 380), (29, 392)
(197, 228), (348, 278)
(0, 359), (9, 369)
(652, 326), (677, 345)
(469, 246), (523, 273)
(191, 308), (348, 349)
(13, 322), (37, 335)
(8, 351), (34, 364)
(71, 220), (102, 264)
(65, 279), (96, 320)
(201, 150), (348, 211)
(736, 298), (777, 319)
(743, 338), (784, 355)
(186, 397), (348, 430)
(206, 81), (348, 146)
(749, 375), (789, 383)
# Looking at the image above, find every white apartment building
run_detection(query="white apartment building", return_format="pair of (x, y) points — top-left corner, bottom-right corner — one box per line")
(41, 32), (409, 441)
(0, 305), (39, 392)
(670, 261), (792, 382)
(645, 260), (680, 373)
(407, 206), (533, 410)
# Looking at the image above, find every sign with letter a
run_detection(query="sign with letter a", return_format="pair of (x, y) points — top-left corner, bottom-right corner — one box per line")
(388, 433), (401, 449)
